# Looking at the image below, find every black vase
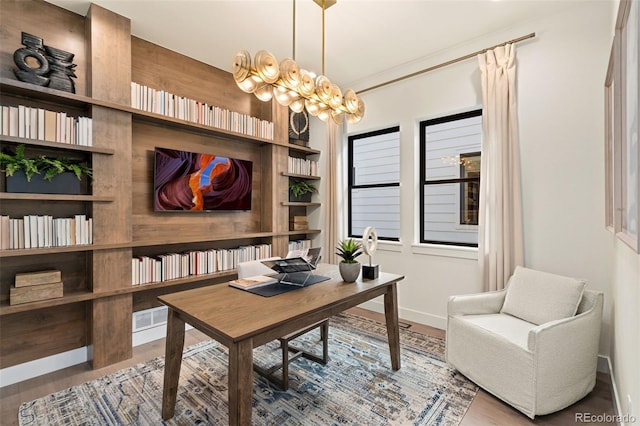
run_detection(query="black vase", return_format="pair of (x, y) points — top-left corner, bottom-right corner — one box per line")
(6, 170), (82, 194)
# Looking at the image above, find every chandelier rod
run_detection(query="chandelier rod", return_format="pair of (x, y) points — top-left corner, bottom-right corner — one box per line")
(321, 0), (326, 75)
(356, 32), (536, 95)
(292, 0), (296, 60)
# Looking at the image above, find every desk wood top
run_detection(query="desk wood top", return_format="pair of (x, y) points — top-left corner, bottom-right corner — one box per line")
(158, 264), (404, 345)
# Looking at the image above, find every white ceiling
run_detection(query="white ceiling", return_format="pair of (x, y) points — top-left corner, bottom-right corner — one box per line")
(45, 0), (596, 89)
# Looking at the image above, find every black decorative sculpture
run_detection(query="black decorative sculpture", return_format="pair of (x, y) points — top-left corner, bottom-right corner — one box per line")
(13, 32), (76, 93)
(289, 109), (310, 145)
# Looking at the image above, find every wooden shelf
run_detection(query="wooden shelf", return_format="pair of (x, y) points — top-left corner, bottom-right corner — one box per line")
(132, 231), (279, 248)
(0, 243), (130, 258)
(0, 78), (96, 109)
(0, 289), (94, 316)
(282, 202), (321, 207)
(287, 144), (321, 155)
(0, 135), (115, 155)
(0, 193), (113, 202)
(285, 229), (321, 236)
(282, 172), (321, 180)
(1, 78), (289, 150)
(0, 270), (237, 316)
(128, 107), (285, 146)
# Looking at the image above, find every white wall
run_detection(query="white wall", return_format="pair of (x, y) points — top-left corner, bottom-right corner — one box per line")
(308, 1), (640, 418)
(341, 1), (615, 353)
(610, 241), (640, 422)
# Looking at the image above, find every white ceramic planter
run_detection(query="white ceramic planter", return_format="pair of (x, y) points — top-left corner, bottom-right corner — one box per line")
(339, 262), (361, 282)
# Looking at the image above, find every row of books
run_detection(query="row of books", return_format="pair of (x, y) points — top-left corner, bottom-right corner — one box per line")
(0, 214), (93, 250)
(0, 104), (93, 146)
(288, 156), (319, 176)
(130, 82), (274, 140)
(132, 243), (272, 285)
(289, 239), (312, 252)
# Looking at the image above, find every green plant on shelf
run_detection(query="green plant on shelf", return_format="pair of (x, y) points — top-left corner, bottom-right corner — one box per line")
(289, 179), (317, 198)
(0, 144), (93, 181)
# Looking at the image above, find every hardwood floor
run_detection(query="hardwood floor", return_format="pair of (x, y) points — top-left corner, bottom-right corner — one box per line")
(0, 308), (614, 425)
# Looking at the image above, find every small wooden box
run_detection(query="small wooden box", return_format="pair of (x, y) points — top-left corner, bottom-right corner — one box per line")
(10, 282), (63, 305)
(15, 270), (62, 287)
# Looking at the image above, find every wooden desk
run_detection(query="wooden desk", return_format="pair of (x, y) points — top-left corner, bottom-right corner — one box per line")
(159, 263), (404, 425)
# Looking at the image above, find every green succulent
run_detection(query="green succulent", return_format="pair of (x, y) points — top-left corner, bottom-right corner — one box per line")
(336, 239), (363, 264)
(0, 144), (92, 182)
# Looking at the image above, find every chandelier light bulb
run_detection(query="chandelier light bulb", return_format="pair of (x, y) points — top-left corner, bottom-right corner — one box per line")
(290, 98), (305, 113)
(254, 84), (274, 102)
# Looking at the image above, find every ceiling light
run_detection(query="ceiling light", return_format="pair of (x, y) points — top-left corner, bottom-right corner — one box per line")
(232, 0), (364, 124)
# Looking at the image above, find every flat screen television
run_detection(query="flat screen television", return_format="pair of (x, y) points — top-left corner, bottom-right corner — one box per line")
(153, 147), (253, 211)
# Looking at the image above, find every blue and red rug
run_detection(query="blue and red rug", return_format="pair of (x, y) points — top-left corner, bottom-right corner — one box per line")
(19, 313), (477, 425)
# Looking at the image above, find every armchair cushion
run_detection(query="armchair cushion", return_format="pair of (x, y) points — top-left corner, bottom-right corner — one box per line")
(500, 266), (586, 325)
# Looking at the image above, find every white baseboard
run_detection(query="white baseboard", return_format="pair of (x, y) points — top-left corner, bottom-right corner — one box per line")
(0, 346), (90, 388)
(0, 323), (193, 388)
(357, 300), (447, 330)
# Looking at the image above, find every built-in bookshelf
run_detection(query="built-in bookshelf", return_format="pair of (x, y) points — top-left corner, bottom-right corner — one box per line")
(131, 82), (274, 140)
(0, 214), (92, 250)
(0, 0), (322, 373)
(132, 243), (272, 285)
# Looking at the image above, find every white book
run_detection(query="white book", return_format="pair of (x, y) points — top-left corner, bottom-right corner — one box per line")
(0, 215), (9, 250)
(29, 215), (38, 249)
(1, 106), (8, 136)
(18, 105), (26, 138)
(29, 107), (38, 140)
(23, 215), (31, 249)
(131, 258), (137, 285)
(36, 215), (45, 248)
(8, 106), (19, 137)
(37, 108), (45, 140)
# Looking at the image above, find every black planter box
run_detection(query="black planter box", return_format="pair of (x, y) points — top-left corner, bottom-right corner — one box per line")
(6, 171), (81, 194)
(289, 189), (312, 203)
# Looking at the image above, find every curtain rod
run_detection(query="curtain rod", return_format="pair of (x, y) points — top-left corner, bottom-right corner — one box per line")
(356, 32), (536, 95)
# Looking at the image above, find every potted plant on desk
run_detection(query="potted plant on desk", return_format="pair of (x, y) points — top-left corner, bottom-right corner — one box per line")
(336, 238), (363, 282)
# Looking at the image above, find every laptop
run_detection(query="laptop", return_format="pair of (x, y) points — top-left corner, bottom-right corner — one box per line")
(261, 247), (323, 286)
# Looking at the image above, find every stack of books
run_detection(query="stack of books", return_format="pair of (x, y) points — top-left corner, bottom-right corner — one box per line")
(228, 275), (277, 291)
(10, 270), (63, 305)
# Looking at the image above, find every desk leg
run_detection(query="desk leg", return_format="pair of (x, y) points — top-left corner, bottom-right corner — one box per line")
(228, 338), (253, 426)
(384, 282), (401, 370)
(161, 308), (185, 420)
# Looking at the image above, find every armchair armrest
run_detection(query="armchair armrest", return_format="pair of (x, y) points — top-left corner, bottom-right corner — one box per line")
(447, 289), (507, 316)
(526, 292), (603, 413)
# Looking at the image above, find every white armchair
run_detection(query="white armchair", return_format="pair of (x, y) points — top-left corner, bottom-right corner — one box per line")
(446, 266), (603, 419)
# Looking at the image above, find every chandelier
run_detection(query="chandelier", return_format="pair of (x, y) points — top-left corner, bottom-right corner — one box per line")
(232, 0), (365, 124)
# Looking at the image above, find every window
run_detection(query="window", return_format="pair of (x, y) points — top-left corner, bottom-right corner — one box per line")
(420, 109), (482, 246)
(348, 126), (400, 241)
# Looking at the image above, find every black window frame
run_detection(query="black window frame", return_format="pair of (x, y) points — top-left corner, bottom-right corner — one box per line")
(419, 109), (482, 247)
(348, 126), (401, 241)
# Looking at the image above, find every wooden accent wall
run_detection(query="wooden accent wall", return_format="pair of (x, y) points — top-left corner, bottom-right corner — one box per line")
(0, 0), (293, 372)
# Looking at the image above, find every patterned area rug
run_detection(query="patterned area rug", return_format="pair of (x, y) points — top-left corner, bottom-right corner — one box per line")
(18, 313), (477, 425)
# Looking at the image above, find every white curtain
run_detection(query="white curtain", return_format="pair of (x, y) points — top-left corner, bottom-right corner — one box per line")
(324, 120), (339, 264)
(477, 44), (524, 291)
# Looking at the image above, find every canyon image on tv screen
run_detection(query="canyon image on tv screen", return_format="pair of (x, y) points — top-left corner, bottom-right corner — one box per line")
(153, 147), (253, 211)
